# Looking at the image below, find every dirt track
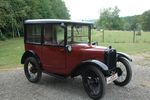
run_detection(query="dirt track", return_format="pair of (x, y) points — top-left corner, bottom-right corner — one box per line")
(0, 54), (150, 100)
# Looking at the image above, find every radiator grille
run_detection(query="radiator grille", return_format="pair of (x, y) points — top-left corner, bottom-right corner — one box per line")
(104, 49), (117, 70)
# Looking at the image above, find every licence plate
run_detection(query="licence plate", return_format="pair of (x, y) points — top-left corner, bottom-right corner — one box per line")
(106, 73), (118, 84)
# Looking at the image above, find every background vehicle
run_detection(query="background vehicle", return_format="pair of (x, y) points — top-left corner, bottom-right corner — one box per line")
(21, 19), (132, 100)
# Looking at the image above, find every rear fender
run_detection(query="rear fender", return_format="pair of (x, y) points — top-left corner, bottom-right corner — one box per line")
(21, 50), (41, 64)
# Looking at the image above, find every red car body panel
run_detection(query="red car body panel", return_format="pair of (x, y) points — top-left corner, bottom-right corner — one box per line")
(25, 43), (106, 75)
(25, 44), (42, 59)
(66, 44), (106, 74)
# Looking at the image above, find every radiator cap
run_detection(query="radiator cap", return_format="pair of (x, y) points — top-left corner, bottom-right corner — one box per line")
(109, 46), (112, 49)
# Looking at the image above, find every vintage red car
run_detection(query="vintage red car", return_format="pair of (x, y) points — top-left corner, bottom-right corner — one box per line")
(21, 19), (132, 100)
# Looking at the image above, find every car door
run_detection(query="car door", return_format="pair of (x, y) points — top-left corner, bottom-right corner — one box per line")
(41, 24), (66, 74)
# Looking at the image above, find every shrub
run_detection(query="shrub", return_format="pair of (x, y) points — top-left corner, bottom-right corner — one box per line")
(0, 35), (6, 41)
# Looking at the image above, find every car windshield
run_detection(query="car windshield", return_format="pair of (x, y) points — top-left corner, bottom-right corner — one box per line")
(67, 25), (90, 44)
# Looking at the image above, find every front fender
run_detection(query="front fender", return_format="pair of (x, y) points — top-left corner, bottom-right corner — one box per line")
(117, 52), (132, 62)
(82, 60), (109, 71)
(71, 60), (109, 77)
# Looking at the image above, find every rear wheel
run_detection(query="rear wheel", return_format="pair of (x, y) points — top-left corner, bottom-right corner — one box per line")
(82, 66), (106, 100)
(24, 57), (42, 83)
(114, 57), (132, 86)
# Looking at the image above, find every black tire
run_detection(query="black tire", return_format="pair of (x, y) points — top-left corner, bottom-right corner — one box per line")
(114, 57), (132, 86)
(24, 57), (42, 83)
(82, 66), (106, 100)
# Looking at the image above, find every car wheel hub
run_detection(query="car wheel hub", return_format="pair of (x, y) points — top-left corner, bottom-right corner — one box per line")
(116, 67), (123, 76)
(85, 76), (100, 95)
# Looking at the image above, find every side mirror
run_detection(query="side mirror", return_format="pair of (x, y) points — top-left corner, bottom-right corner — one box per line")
(65, 45), (72, 52)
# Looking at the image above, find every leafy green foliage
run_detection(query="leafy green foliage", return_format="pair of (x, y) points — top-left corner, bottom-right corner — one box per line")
(121, 10), (150, 31)
(122, 15), (142, 31)
(97, 6), (123, 30)
(0, 0), (70, 38)
(97, 6), (150, 31)
(142, 10), (150, 31)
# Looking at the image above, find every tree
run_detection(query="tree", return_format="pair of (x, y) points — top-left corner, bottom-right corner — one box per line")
(122, 15), (142, 31)
(50, 0), (70, 19)
(0, 0), (70, 39)
(97, 6), (123, 30)
(142, 10), (150, 31)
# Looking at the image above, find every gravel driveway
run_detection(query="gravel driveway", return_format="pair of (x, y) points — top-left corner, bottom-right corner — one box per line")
(0, 54), (150, 100)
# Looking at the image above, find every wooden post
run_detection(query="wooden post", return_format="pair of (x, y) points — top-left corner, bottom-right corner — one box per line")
(102, 29), (104, 43)
(133, 29), (136, 43)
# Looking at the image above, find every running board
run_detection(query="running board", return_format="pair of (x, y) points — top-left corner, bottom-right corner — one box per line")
(43, 71), (68, 80)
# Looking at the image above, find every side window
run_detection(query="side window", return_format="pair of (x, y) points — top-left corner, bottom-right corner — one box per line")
(26, 24), (41, 44)
(44, 24), (64, 46)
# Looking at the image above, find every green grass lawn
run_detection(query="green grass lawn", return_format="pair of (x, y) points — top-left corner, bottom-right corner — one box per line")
(100, 43), (150, 54)
(0, 30), (150, 69)
(92, 30), (150, 43)
(0, 38), (24, 69)
(92, 30), (150, 54)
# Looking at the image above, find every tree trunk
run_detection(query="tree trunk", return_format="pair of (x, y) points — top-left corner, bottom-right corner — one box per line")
(17, 28), (20, 37)
(133, 29), (136, 43)
(0, 29), (3, 37)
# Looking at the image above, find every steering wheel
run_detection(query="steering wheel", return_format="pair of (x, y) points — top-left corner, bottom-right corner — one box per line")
(59, 36), (72, 45)
(59, 40), (65, 45)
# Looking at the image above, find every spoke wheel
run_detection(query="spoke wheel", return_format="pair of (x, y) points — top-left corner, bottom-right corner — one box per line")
(24, 57), (42, 83)
(82, 66), (106, 100)
(114, 57), (132, 86)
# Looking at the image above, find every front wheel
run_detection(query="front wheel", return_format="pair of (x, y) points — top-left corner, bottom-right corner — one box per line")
(82, 66), (106, 100)
(114, 57), (132, 86)
(24, 57), (42, 83)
